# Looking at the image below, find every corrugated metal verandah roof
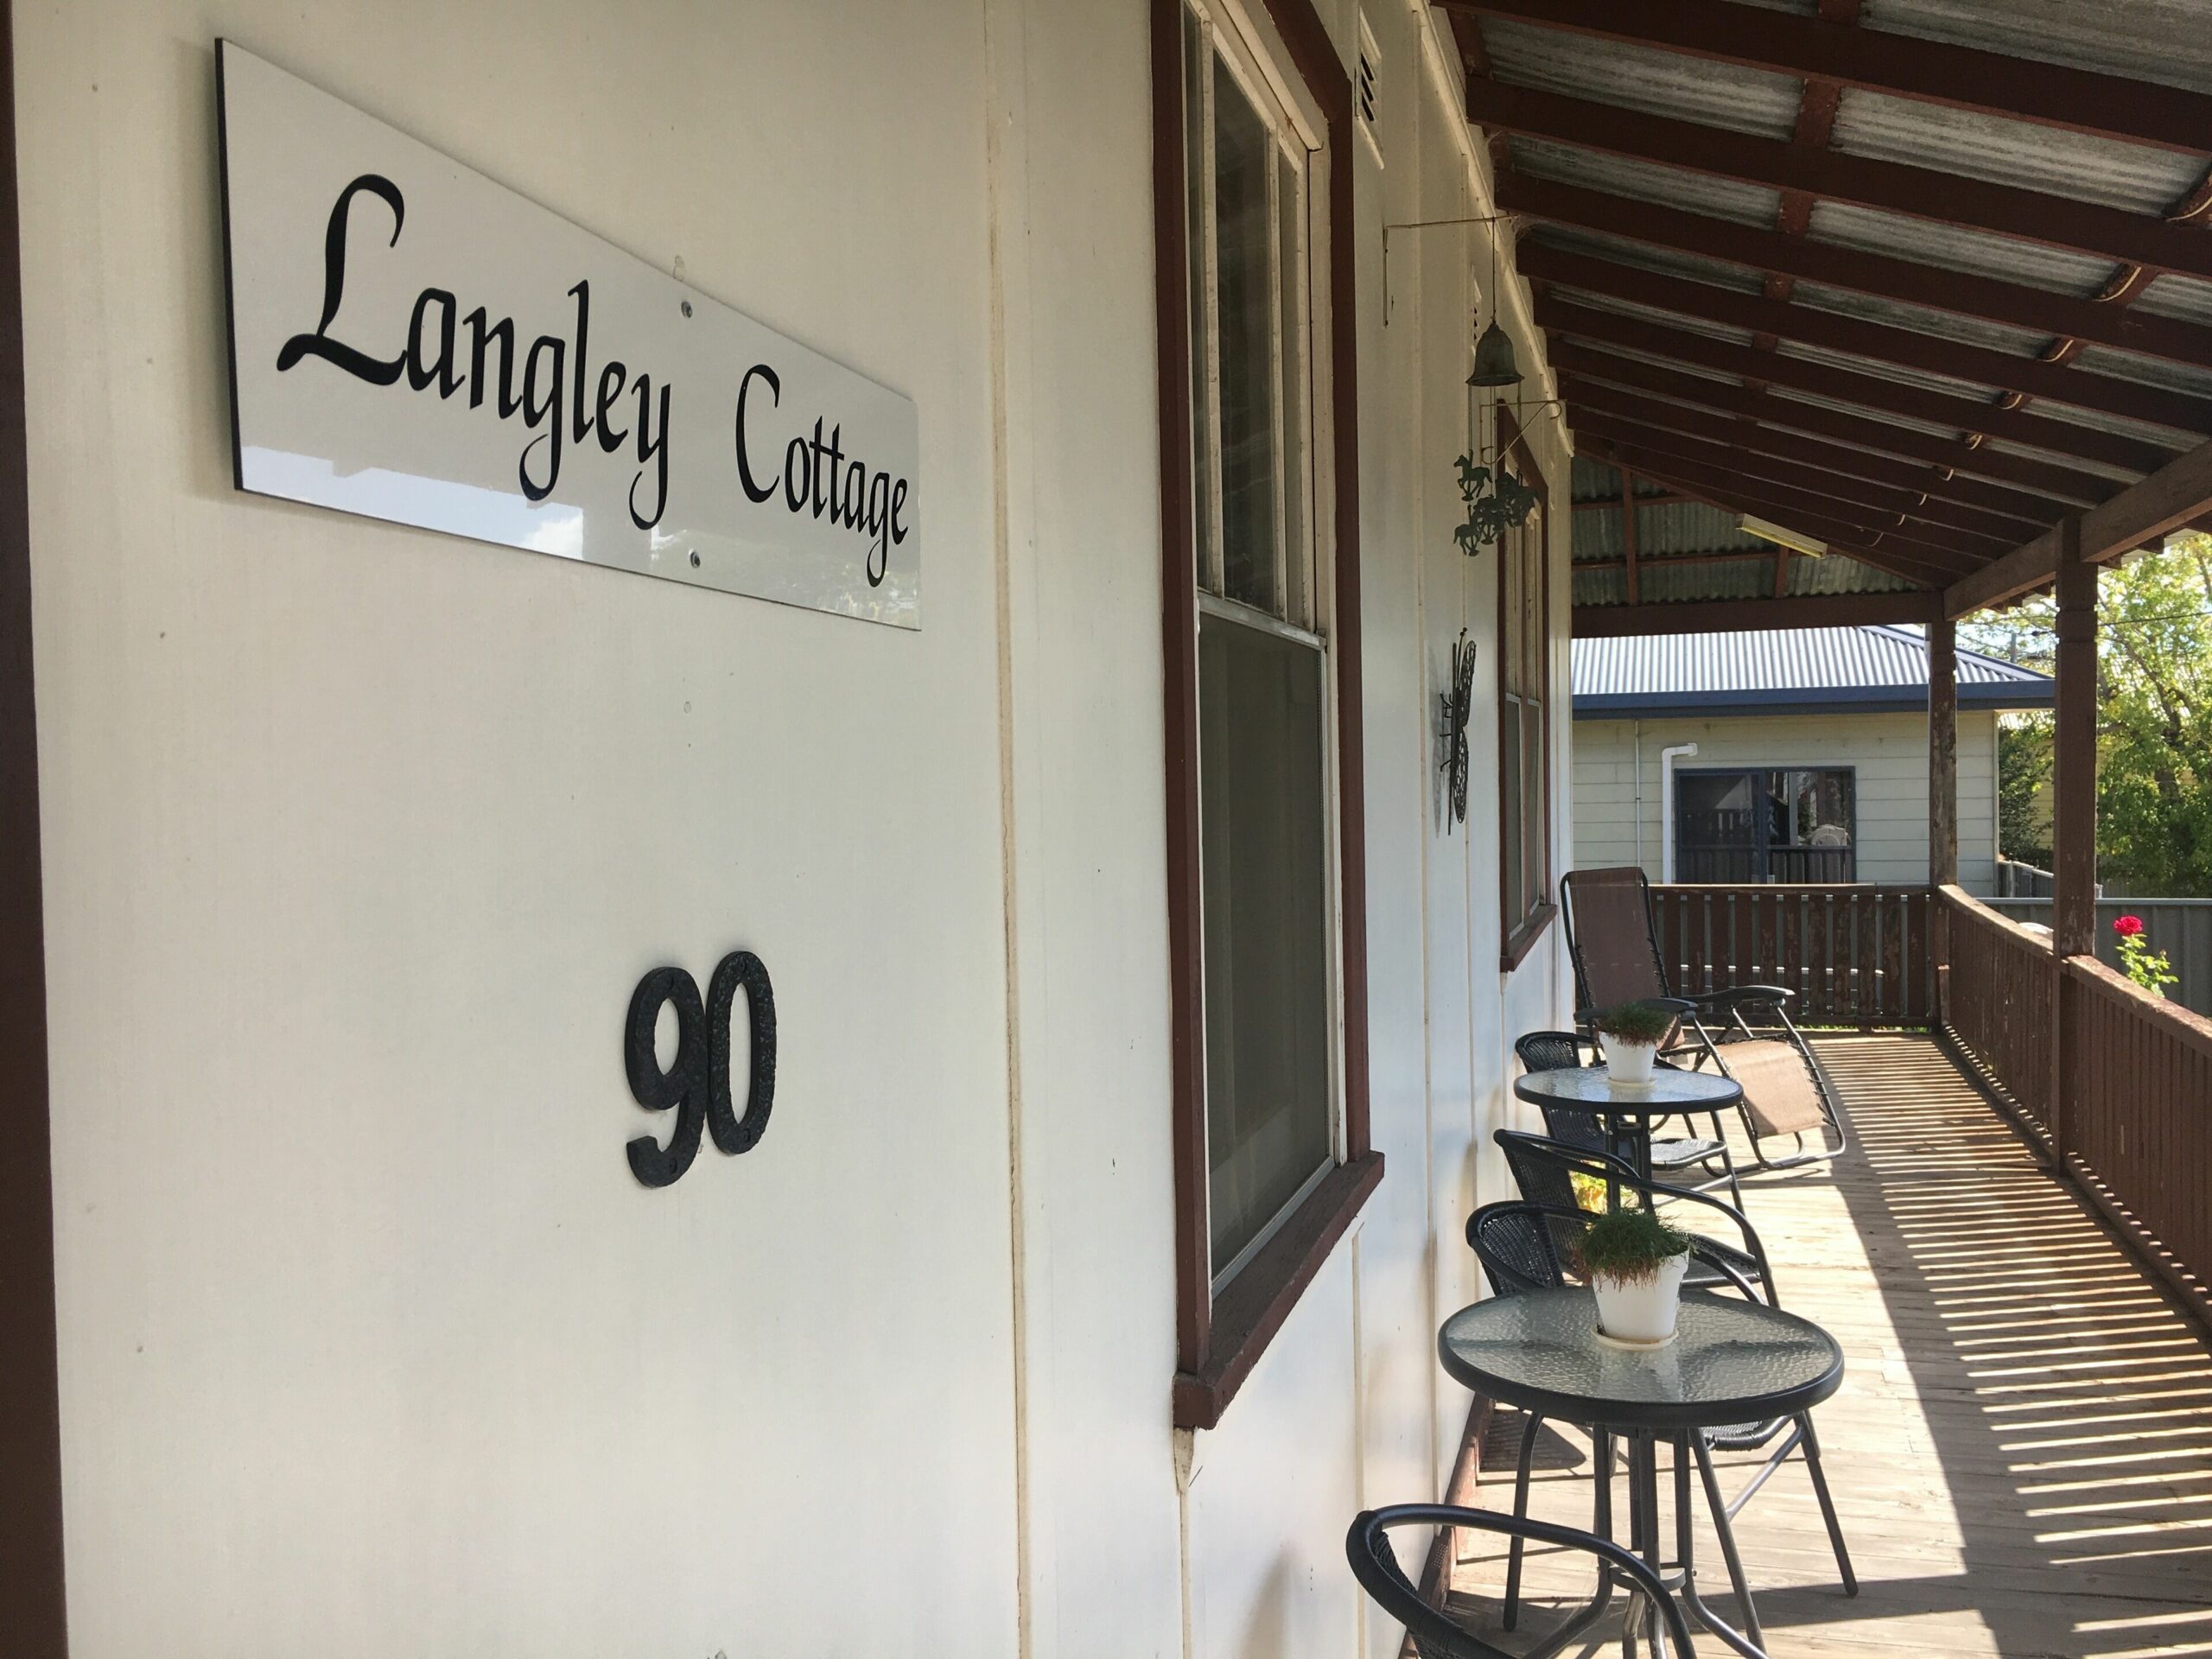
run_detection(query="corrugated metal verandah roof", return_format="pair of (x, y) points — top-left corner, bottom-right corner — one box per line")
(1444, 0), (2212, 632)
(1570, 620), (2055, 715)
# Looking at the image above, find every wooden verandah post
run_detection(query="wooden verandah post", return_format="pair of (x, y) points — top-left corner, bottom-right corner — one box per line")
(2049, 518), (2096, 1166)
(1929, 614), (1956, 1020)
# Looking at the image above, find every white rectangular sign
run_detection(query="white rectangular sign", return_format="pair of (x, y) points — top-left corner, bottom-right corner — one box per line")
(216, 41), (920, 628)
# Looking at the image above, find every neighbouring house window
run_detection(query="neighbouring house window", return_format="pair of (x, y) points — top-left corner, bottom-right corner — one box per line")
(1497, 421), (1553, 965)
(1182, 1), (1333, 1282)
(1676, 768), (1858, 883)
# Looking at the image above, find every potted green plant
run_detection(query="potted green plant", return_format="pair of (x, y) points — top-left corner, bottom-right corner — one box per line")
(1576, 1203), (1693, 1345)
(1594, 1000), (1674, 1086)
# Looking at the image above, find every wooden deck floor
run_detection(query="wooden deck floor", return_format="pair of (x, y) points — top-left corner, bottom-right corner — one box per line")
(1445, 1033), (2212, 1658)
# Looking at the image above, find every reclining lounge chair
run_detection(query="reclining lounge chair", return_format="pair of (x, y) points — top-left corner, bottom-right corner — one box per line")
(1561, 866), (1847, 1172)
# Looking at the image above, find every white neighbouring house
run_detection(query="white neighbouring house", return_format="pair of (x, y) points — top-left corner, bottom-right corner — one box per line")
(1571, 626), (2055, 895)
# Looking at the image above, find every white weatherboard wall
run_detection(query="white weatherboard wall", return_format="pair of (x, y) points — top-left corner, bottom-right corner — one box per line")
(23, 2), (1573, 1656)
(26, 4), (1014, 1655)
(1572, 711), (2000, 893)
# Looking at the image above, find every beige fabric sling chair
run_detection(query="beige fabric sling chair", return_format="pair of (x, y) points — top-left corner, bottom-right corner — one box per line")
(1560, 866), (1846, 1172)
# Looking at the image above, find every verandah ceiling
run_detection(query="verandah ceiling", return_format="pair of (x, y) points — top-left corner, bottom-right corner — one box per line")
(1440, 0), (2212, 622)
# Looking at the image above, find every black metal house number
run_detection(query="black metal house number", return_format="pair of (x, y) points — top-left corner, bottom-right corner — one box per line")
(623, 951), (778, 1188)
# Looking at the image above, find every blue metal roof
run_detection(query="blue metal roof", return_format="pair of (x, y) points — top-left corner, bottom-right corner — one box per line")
(1572, 624), (2054, 718)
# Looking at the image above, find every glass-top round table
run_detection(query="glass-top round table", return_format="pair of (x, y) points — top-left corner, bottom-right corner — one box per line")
(1440, 1288), (1847, 1659)
(1513, 1063), (1744, 1180)
(1439, 1287), (1841, 1433)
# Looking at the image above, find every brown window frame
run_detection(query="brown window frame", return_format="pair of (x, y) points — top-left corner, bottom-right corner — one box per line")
(1154, 0), (1377, 1433)
(1495, 405), (1555, 972)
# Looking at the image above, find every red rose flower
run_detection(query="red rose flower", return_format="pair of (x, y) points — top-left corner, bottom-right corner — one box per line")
(2114, 914), (2145, 938)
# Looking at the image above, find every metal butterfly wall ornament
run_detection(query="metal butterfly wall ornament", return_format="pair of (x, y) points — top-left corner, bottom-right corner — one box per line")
(1439, 629), (1477, 832)
(1452, 452), (1540, 556)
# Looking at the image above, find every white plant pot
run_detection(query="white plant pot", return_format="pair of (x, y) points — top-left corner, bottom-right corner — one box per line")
(1592, 1255), (1688, 1345)
(1605, 1040), (1658, 1085)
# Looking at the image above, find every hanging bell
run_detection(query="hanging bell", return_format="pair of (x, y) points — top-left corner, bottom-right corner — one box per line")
(1466, 318), (1523, 389)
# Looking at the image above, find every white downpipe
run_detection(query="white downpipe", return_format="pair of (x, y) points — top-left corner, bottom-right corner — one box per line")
(1659, 742), (1699, 881)
(1631, 721), (1643, 871)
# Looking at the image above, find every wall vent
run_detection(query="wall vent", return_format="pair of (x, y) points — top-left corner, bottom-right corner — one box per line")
(1356, 15), (1382, 149)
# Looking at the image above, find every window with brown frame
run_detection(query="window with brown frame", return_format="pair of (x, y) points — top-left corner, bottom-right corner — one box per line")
(1154, 0), (1376, 1433)
(1497, 415), (1554, 969)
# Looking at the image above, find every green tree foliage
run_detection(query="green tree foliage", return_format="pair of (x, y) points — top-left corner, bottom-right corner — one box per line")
(1963, 535), (2212, 896)
(1996, 713), (2052, 869)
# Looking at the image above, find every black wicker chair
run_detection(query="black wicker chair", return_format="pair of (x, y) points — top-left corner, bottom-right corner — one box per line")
(1347, 1503), (1696, 1658)
(1466, 1200), (1763, 1633)
(1513, 1030), (1738, 1203)
(1484, 1135), (1857, 1610)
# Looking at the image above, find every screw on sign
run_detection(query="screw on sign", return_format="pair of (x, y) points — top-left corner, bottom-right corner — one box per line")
(623, 951), (779, 1186)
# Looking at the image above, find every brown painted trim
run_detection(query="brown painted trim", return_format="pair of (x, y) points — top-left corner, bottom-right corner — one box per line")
(1156, 0), (1370, 1426)
(1573, 590), (1943, 638)
(1152, 0), (1214, 1389)
(1172, 1153), (1382, 1430)
(0, 0), (70, 1651)
(1500, 900), (1558, 974)
(1495, 404), (1554, 972)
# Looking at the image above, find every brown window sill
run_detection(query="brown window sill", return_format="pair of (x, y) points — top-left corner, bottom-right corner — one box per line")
(1500, 899), (1559, 974)
(1172, 1151), (1384, 1431)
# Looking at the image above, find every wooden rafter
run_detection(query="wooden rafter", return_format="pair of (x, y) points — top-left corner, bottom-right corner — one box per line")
(1579, 437), (1980, 575)
(1550, 341), (2119, 506)
(1619, 464), (1640, 603)
(1498, 175), (2212, 370)
(1572, 409), (2037, 547)
(1540, 296), (2181, 475)
(1466, 80), (2212, 281)
(1580, 446), (1961, 586)
(1558, 373), (2054, 529)
(1573, 590), (1942, 638)
(1524, 243), (2212, 438)
(1946, 434), (2212, 616)
(1572, 487), (1690, 513)
(1441, 0), (2212, 155)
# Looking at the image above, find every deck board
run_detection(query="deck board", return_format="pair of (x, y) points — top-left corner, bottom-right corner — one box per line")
(1441, 1034), (2212, 1658)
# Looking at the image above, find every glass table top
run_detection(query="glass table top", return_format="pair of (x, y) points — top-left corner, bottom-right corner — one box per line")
(1513, 1063), (1743, 1115)
(1438, 1288), (1843, 1432)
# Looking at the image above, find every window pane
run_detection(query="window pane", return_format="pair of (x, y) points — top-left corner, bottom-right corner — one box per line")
(1521, 515), (1543, 697)
(1212, 64), (1279, 613)
(1502, 695), (1522, 915)
(1501, 530), (1522, 696)
(1678, 772), (1758, 883)
(1522, 699), (1545, 914)
(1183, 14), (1214, 589)
(1199, 613), (1332, 1273)
(1275, 146), (1308, 626)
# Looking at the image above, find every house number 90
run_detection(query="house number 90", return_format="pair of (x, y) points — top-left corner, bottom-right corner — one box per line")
(623, 951), (778, 1188)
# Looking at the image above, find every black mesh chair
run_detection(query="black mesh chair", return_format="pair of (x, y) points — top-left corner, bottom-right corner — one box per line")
(1513, 1031), (1739, 1204)
(1493, 1129), (1766, 1297)
(1485, 1135), (1857, 1607)
(1466, 1201), (1761, 1632)
(1347, 1503), (1696, 1658)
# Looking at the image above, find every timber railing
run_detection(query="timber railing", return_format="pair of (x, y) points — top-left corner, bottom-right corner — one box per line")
(1940, 885), (2056, 1133)
(1942, 886), (2212, 1325)
(1649, 884), (1937, 1028)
